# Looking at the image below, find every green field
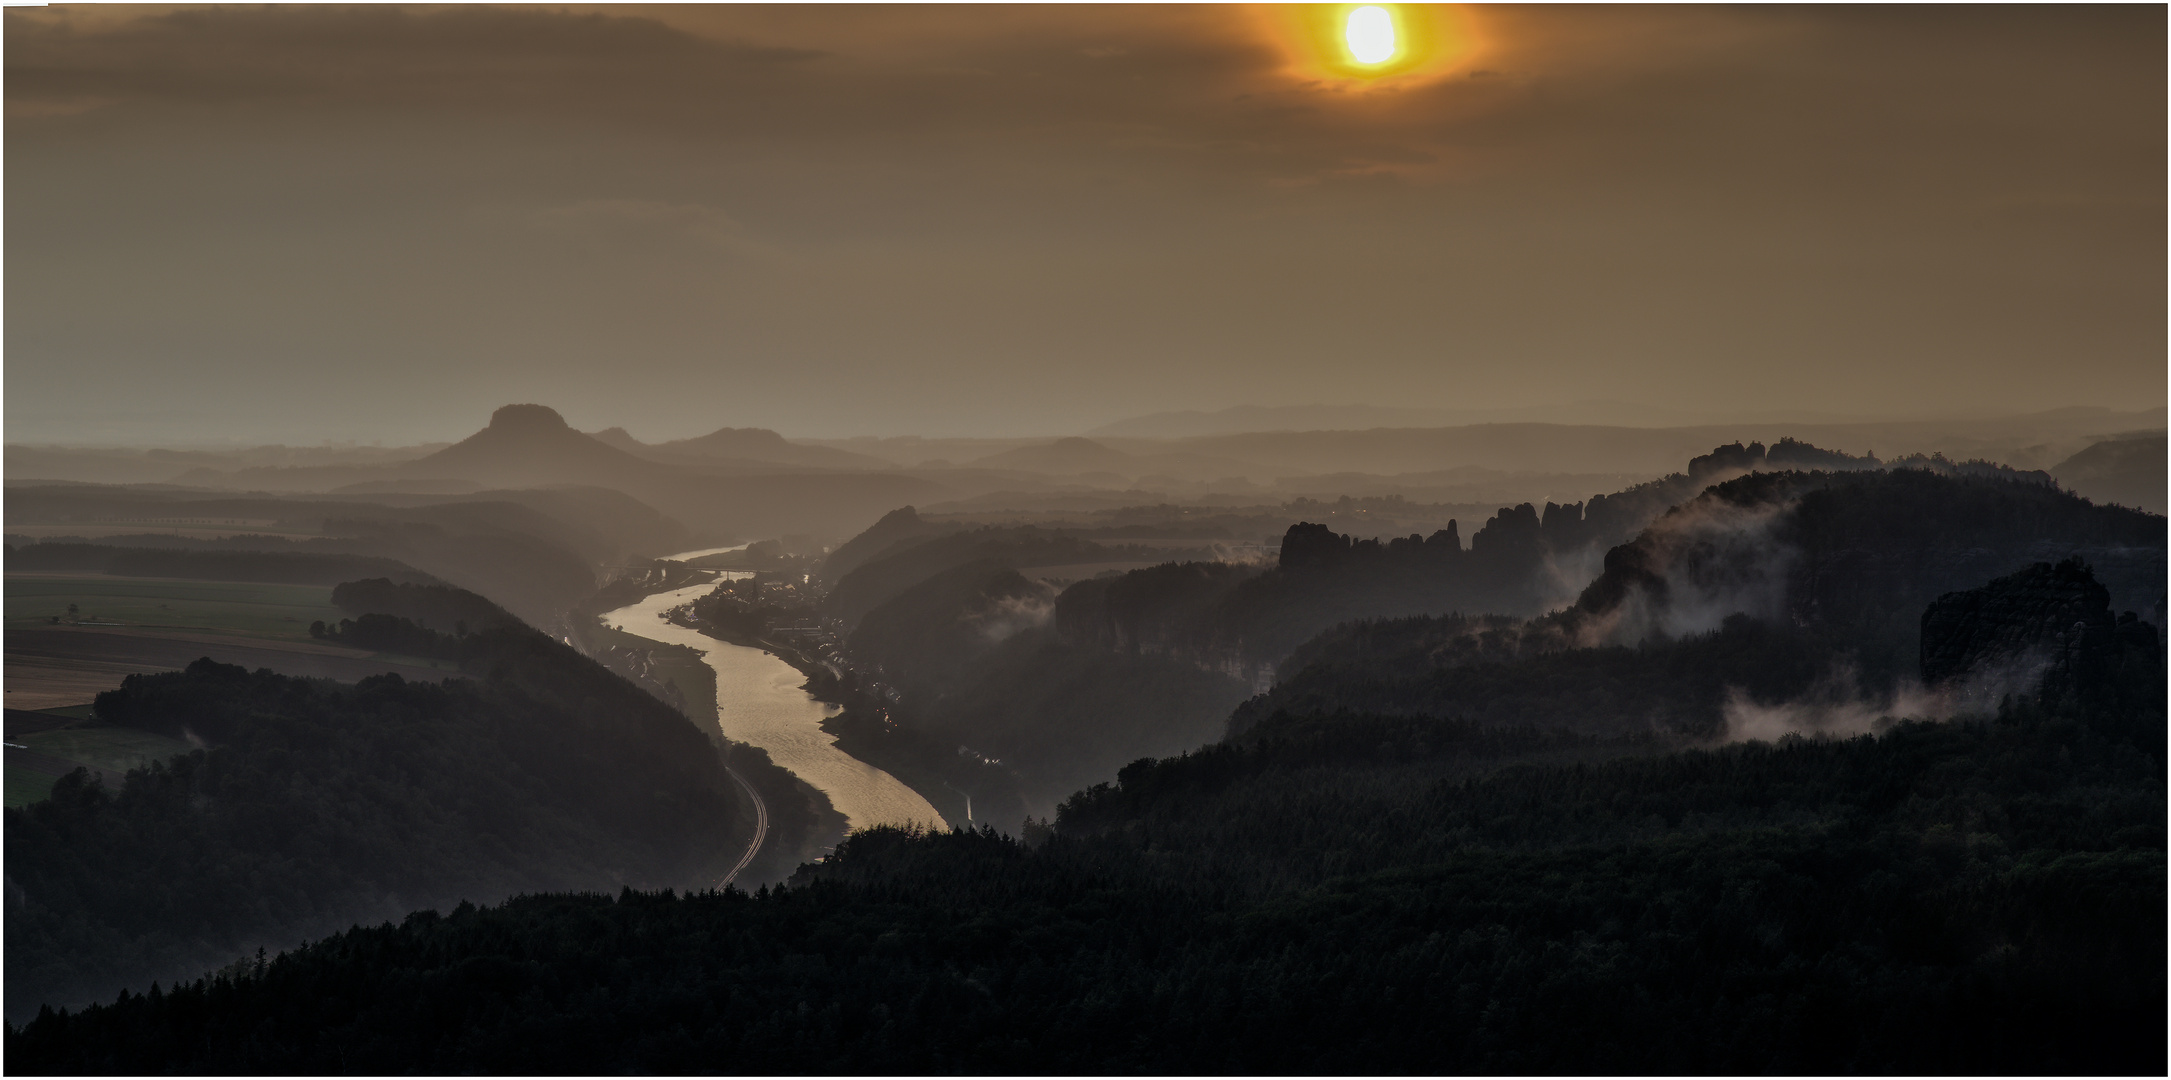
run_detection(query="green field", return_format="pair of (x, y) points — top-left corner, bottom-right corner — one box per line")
(5, 722), (198, 809)
(6, 769), (57, 809)
(14, 726), (197, 774)
(5, 576), (342, 642)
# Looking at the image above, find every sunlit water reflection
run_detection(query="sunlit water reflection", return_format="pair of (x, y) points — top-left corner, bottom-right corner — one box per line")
(601, 561), (942, 833)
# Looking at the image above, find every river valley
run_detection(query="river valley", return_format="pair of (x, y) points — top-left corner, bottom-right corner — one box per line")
(601, 565), (944, 835)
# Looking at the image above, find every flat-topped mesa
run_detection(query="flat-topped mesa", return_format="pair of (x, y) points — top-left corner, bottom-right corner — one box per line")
(488, 403), (571, 433)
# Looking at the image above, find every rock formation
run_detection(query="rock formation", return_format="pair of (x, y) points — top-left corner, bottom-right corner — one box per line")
(1919, 557), (2156, 702)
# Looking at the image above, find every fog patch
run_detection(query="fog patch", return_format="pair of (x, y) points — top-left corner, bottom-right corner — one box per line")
(1722, 653), (2054, 744)
(1537, 543), (1607, 613)
(1722, 668), (1939, 744)
(1207, 541), (1277, 567)
(1583, 495), (1798, 647)
(966, 590), (1054, 644)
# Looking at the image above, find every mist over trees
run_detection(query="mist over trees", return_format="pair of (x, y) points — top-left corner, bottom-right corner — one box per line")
(5, 424), (2163, 1071)
(13, 619), (2160, 1072)
(802, 441), (2161, 816)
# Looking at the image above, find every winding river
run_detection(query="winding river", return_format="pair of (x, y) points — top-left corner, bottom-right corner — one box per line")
(601, 557), (942, 833)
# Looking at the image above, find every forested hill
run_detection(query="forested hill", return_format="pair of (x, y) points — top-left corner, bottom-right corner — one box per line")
(328, 576), (521, 633)
(822, 524), (1210, 626)
(4, 584), (744, 1020)
(1234, 469), (2163, 741)
(819, 443), (2110, 814)
(1566, 466), (2163, 645)
(11, 618), (2160, 1072)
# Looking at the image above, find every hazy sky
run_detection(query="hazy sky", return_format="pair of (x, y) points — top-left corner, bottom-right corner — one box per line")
(7, 4), (2164, 444)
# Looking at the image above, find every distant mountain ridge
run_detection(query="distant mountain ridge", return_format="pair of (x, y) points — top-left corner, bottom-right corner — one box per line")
(1092, 402), (2168, 440)
(415, 404), (659, 489)
(2051, 433), (2166, 515)
(1089, 402), (1931, 439)
(590, 425), (894, 472)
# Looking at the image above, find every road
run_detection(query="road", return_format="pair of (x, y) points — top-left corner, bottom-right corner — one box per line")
(717, 759), (769, 889)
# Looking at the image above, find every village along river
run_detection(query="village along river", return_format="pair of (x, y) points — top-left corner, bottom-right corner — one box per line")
(601, 556), (943, 835)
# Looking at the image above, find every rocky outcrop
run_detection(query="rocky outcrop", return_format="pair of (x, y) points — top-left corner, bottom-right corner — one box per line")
(1919, 558), (2156, 701)
(1564, 468), (2163, 649)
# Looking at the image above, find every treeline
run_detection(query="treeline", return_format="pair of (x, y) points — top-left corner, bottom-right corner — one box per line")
(330, 576), (519, 633)
(10, 685), (2159, 1073)
(309, 613), (463, 659)
(4, 587), (746, 1017)
(307, 579), (530, 660)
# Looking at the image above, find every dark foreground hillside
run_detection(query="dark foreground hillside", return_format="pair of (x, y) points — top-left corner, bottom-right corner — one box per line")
(4, 593), (746, 1018)
(11, 649), (2161, 1072)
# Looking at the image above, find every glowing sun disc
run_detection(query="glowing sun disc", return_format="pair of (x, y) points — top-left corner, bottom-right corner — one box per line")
(1345, 6), (1396, 65)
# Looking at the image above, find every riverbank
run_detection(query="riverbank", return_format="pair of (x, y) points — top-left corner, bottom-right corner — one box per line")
(581, 615), (844, 886)
(672, 613), (1027, 833)
(603, 579), (944, 840)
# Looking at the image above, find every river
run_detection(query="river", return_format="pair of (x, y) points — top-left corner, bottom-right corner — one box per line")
(601, 560), (943, 834)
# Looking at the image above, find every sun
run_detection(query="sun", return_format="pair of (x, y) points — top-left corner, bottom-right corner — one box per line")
(1253, 5), (1478, 86)
(1345, 6), (1396, 65)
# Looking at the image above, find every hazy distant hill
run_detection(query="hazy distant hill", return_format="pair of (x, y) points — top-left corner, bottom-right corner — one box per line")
(2, 444), (446, 486)
(654, 427), (893, 471)
(1088, 402), (1901, 439)
(587, 425), (894, 472)
(1089, 409), (2165, 479)
(965, 437), (1138, 474)
(2053, 433), (2166, 515)
(18, 406), (2159, 543)
(64, 406), (957, 546)
(1089, 402), (2165, 442)
(791, 435), (1057, 468)
(1090, 404), (1472, 437)
(142, 406), (659, 493)
(414, 404), (660, 489)
(404, 407), (954, 540)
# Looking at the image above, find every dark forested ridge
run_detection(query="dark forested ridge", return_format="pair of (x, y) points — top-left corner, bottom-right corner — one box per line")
(1232, 470), (2163, 743)
(801, 452), (1707, 814)
(807, 449), (2161, 815)
(8, 457), (2163, 1072)
(10, 679), (2160, 1073)
(822, 523), (1209, 627)
(4, 588), (746, 1019)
